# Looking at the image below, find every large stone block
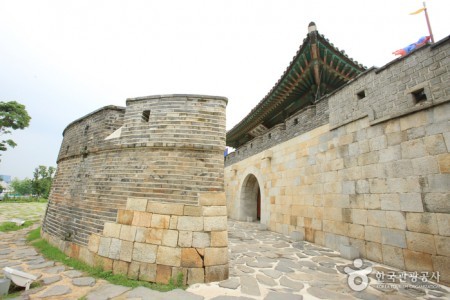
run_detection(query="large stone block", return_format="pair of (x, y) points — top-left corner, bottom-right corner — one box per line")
(98, 237), (111, 257)
(156, 264), (172, 284)
(178, 231), (193, 247)
(147, 202), (184, 216)
(366, 241), (382, 262)
(187, 268), (205, 284)
(132, 243), (157, 263)
(117, 209), (134, 225)
(401, 139), (427, 159)
(399, 193), (424, 212)
(406, 212), (438, 234)
(211, 231), (228, 247)
(131, 211), (152, 227)
(204, 216), (228, 231)
(103, 222), (122, 238)
(126, 198), (148, 212)
(382, 245), (405, 269)
(364, 226), (381, 243)
(435, 236), (450, 257)
(145, 228), (163, 245)
(403, 249), (433, 272)
(128, 262), (140, 280)
(367, 210), (386, 227)
(184, 205), (203, 216)
(432, 255), (450, 284)
(162, 230), (179, 247)
(203, 206), (227, 216)
(150, 214), (171, 229)
(381, 228), (406, 248)
(113, 260), (129, 275)
(109, 238), (122, 260)
(438, 153), (450, 173)
(205, 264), (229, 282)
(192, 232), (211, 248)
(120, 240), (134, 262)
(156, 246), (181, 267)
(423, 193), (450, 213)
(423, 134), (447, 155)
(199, 192), (226, 206)
(181, 248), (203, 268)
(139, 263), (157, 282)
(436, 213), (450, 237)
(88, 234), (101, 253)
(204, 247), (228, 266)
(177, 216), (203, 231)
(385, 211), (406, 230)
(120, 225), (137, 242)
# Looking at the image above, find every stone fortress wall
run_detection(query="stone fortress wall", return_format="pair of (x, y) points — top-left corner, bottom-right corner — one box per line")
(42, 94), (229, 284)
(225, 38), (450, 282)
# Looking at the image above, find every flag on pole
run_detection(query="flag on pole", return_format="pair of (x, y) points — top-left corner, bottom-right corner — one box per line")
(409, 8), (426, 15)
(392, 36), (431, 56)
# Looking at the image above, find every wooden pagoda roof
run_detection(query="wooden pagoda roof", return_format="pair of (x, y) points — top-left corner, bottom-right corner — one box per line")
(227, 22), (367, 148)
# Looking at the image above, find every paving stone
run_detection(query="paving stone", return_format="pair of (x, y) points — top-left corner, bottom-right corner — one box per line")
(73, 277), (96, 287)
(86, 284), (131, 300)
(219, 277), (240, 289)
(28, 261), (55, 270)
(275, 264), (294, 273)
(240, 275), (261, 296)
(42, 275), (62, 285)
(237, 265), (254, 273)
(63, 270), (83, 278)
(27, 257), (46, 265)
(44, 266), (65, 274)
(260, 269), (283, 279)
(246, 260), (273, 268)
(317, 266), (338, 274)
(279, 276), (304, 291)
(298, 260), (318, 269)
(256, 274), (277, 286)
(307, 286), (353, 299)
(211, 296), (255, 300)
(165, 288), (205, 300)
(352, 290), (385, 300)
(264, 291), (303, 300)
(39, 285), (71, 297)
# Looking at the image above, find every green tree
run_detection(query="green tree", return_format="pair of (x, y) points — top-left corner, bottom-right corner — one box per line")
(31, 165), (55, 198)
(10, 178), (33, 196)
(0, 101), (31, 158)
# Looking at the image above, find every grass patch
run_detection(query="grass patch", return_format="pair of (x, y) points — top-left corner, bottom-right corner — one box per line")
(0, 220), (34, 232)
(1, 197), (47, 203)
(27, 227), (185, 292)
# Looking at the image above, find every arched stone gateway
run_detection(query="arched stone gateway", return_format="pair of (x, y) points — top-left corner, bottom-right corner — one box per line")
(239, 174), (261, 222)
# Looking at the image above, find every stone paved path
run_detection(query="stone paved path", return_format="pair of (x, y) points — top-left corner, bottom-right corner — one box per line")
(0, 203), (449, 299)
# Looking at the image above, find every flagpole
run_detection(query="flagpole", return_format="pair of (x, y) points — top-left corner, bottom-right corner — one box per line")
(423, 1), (434, 43)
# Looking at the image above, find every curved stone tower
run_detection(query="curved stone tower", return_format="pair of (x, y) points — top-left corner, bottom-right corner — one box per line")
(42, 94), (228, 284)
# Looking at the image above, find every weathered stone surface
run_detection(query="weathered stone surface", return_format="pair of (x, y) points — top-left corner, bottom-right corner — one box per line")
(73, 277), (96, 287)
(133, 243), (157, 263)
(120, 225), (137, 242)
(205, 264), (229, 282)
(113, 260), (129, 275)
(103, 222), (122, 238)
(86, 284), (131, 300)
(280, 276), (304, 291)
(188, 268), (205, 284)
(165, 289), (205, 300)
(203, 206), (227, 216)
(132, 211), (152, 227)
(39, 285), (71, 297)
(128, 261), (140, 280)
(177, 216), (203, 231)
(403, 249), (433, 272)
(156, 246), (181, 267)
(261, 269), (283, 279)
(44, 266), (65, 274)
(199, 192), (226, 206)
(204, 216), (228, 231)
(139, 263), (157, 282)
(28, 261), (55, 270)
(147, 202), (184, 216)
(192, 232), (211, 248)
(256, 274), (277, 286)
(179, 230), (193, 247)
(219, 277), (240, 289)
(42, 275), (62, 285)
(406, 231), (436, 254)
(184, 205), (203, 216)
(150, 214), (171, 229)
(156, 264), (172, 284)
(145, 228), (163, 245)
(126, 197), (148, 211)
(211, 231), (228, 247)
(205, 247), (228, 266)
(181, 248), (203, 268)
(240, 275), (260, 296)
(88, 234), (101, 253)
(117, 209), (134, 225)
(109, 238), (121, 259)
(63, 270), (83, 278)
(265, 291), (303, 300)
(162, 230), (179, 247)
(119, 240), (133, 262)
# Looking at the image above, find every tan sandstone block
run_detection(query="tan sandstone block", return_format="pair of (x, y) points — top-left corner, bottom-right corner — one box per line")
(94, 256), (113, 271)
(120, 225), (137, 242)
(147, 202), (184, 216)
(211, 231), (228, 247)
(79, 247), (94, 266)
(385, 211), (406, 230)
(406, 213), (438, 234)
(403, 249), (433, 272)
(98, 237), (111, 257)
(113, 260), (129, 275)
(156, 264), (172, 284)
(199, 192), (226, 206)
(365, 226), (381, 243)
(126, 197), (148, 211)
(187, 268), (205, 284)
(132, 211), (152, 227)
(177, 216), (203, 231)
(184, 205), (203, 216)
(438, 153), (450, 173)
(348, 224), (364, 239)
(134, 227), (148, 242)
(178, 231), (193, 247)
(366, 242), (382, 262)
(156, 246), (181, 267)
(406, 231), (436, 254)
(204, 247), (228, 266)
(204, 216), (227, 231)
(181, 248), (204, 268)
(162, 230), (179, 247)
(103, 222), (122, 238)
(88, 234), (101, 253)
(120, 240), (134, 262)
(139, 263), (157, 282)
(436, 213), (450, 236)
(432, 256), (450, 284)
(132, 242), (157, 263)
(435, 236), (450, 257)
(117, 209), (134, 225)
(145, 228), (163, 245)
(203, 206), (227, 216)
(205, 264), (229, 282)
(151, 214), (171, 229)
(128, 262), (140, 280)
(382, 245), (405, 269)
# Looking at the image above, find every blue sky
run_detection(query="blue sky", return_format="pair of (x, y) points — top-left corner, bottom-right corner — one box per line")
(0, 0), (449, 179)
